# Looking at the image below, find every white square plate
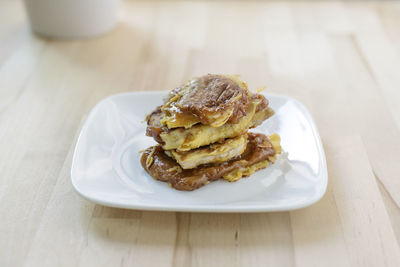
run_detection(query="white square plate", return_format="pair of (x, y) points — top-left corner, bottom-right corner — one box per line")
(71, 92), (327, 212)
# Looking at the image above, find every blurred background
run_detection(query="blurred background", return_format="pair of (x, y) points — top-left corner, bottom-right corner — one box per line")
(2, 0), (399, 139)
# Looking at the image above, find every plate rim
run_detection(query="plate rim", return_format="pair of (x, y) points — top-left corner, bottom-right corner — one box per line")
(71, 91), (328, 213)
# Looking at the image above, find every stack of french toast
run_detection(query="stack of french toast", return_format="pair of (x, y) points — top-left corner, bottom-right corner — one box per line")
(141, 74), (281, 191)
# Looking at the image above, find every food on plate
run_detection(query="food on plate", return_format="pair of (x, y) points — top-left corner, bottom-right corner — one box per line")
(141, 133), (281, 191)
(146, 94), (274, 151)
(161, 74), (250, 128)
(167, 134), (248, 170)
(140, 74), (281, 191)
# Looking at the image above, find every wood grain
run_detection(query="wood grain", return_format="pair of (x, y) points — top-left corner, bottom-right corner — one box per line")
(1, 1), (400, 266)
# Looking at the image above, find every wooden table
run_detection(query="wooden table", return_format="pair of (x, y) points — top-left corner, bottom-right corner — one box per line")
(1, 0), (400, 266)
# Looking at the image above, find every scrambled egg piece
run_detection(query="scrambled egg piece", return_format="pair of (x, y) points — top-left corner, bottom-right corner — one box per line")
(161, 101), (260, 151)
(169, 134), (248, 169)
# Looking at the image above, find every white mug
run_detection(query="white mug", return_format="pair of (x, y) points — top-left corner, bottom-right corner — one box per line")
(24, 0), (120, 39)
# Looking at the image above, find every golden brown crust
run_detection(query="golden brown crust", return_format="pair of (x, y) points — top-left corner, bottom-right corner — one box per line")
(161, 74), (250, 128)
(145, 106), (166, 144)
